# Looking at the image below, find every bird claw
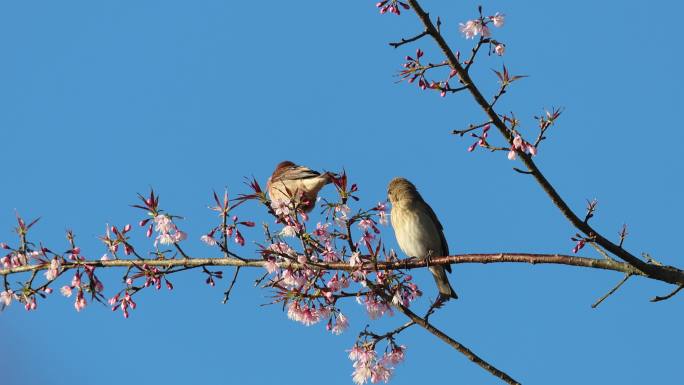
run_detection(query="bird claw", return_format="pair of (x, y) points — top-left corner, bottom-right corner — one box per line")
(425, 250), (434, 268)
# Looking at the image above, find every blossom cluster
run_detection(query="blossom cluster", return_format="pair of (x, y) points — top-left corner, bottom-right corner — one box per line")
(376, 1), (409, 15)
(349, 343), (406, 384)
(458, 12), (505, 39)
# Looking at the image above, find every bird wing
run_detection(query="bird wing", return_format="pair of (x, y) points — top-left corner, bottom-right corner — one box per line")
(419, 199), (451, 273)
(276, 165), (321, 182)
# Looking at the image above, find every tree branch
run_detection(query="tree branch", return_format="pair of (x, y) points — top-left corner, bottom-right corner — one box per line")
(385, 291), (521, 385)
(0, 252), (650, 278)
(389, 30), (429, 48)
(403, 0), (684, 285)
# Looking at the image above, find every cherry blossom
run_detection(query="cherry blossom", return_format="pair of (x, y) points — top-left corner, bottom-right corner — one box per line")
(1, 290), (13, 306)
(44, 258), (61, 281)
(459, 19), (489, 39)
(60, 285), (73, 297)
(507, 134), (538, 160)
(200, 232), (217, 246)
(490, 12), (505, 28)
(271, 198), (291, 217)
(331, 312), (349, 335)
(74, 291), (87, 312)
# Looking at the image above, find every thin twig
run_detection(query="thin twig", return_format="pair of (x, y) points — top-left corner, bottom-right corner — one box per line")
(512, 168), (533, 175)
(588, 241), (615, 261)
(222, 266), (241, 304)
(389, 30), (429, 48)
(651, 284), (684, 302)
(591, 273), (631, 308)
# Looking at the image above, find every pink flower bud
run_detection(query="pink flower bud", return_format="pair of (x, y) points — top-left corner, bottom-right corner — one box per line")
(234, 231), (245, 246)
(513, 135), (523, 149)
(507, 149), (517, 160)
(146, 224), (153, 238)
(139, 218), (150, 227)
(123, 224), (132, 233)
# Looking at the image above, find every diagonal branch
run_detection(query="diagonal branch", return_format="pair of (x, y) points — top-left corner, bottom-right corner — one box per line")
(375, 287), (521, 385)
(403, 0), (684, 285)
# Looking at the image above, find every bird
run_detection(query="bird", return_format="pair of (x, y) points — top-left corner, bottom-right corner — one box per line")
(267, 161), (334, 213)
(387, 177), (458, 300)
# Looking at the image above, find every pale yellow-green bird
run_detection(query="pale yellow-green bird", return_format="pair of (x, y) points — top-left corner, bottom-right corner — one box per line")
(388, 177), (458, 300)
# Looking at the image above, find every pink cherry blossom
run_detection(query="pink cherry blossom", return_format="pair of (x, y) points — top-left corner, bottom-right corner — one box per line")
(321, 245), (339, 262)
(279, 225), (297, 238)
(44, 258), (61, 281)
(287, 302), (321, 326)
(358, 218), (374, 231)
(0, 290), (13, 306)
(459, 19), (483, 39)
(349, 252), (362, 267)
(271, 198), (291, 217)
(377, 211), (388, 226)
(382, 346), (406, 365)
(201, 233), (217, 246)
(313, 222), (331, 241)
(370, 364), (392, 383)
(507, 148), (517, 160)
(331, 312), (349, 335)
(153, 214), (173, 233)
(352, 363), (373, 385)
(363, 295), (391, 320)
(173, 230), (187, 243)
(491, 12), (505, 27)
(263, 259), (279, 274)
(71, 272), (81, 288)
(60, 285), (73, 297)
(74, 291), (87, 312)
(495, 44), (505, 56)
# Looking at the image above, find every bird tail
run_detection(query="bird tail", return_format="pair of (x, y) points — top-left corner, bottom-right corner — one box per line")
(430, 266), (458, 300)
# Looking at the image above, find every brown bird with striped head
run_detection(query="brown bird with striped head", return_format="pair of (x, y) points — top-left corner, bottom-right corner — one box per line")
(267, 161), (335, 213)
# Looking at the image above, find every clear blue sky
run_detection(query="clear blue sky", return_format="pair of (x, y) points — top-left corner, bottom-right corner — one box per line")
(1, 1), (683, 384)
